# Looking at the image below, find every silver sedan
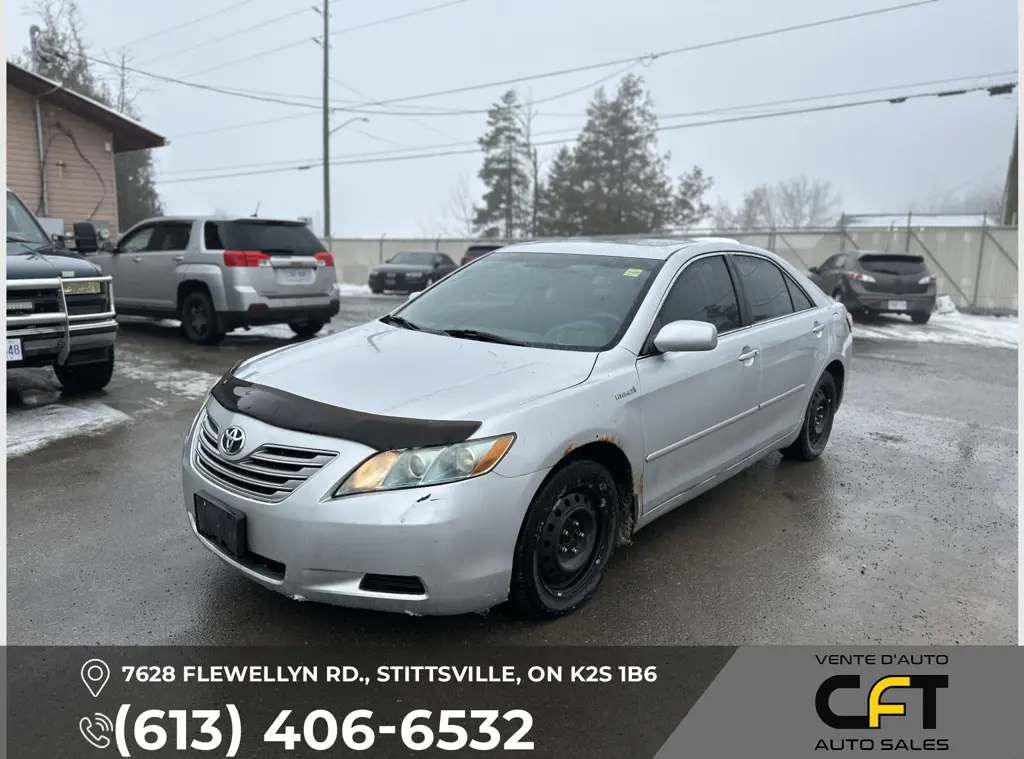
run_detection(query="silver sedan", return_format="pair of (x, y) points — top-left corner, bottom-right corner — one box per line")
(182, 238), (853, 618)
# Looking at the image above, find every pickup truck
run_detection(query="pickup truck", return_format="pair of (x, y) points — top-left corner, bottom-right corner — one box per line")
(6, 188), (117, 393)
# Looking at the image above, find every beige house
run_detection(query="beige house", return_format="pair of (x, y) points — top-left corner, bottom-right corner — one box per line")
(6, 61), (166, 237)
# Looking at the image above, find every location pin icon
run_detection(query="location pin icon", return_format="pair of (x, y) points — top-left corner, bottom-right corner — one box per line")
(81, 659), (111, 698)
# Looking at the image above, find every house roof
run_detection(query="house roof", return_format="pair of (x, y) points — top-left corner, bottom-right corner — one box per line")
(7, 62), (167, 152)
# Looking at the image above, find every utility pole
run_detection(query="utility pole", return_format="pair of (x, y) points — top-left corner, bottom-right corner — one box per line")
(1001, 117), (1018, 226)
(321, 0), (331, 245)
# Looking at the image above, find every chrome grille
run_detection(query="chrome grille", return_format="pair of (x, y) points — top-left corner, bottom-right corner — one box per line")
(194, 413), (337, 502)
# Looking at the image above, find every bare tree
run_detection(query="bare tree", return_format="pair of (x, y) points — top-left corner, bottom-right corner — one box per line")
(712, 176), (841, 230)
(442, 172), (478, 237)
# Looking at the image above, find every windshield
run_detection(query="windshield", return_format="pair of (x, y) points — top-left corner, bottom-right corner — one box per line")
(392, 250), (662, 351)
(6, 191), (49, 246)
(859, 254), (927, 275)
(389, 251), (437, 265)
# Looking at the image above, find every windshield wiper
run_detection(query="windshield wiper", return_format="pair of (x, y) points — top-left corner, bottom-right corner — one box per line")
(7, 234), (34, 243)
(379, 314), (424, 331)
(441, 328), (528, 346)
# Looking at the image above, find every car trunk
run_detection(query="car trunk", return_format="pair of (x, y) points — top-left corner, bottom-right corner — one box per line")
(222, 220), (335, 295)
(858, 254), (931, 294)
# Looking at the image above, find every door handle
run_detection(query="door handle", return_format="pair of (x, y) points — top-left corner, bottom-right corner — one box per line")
(173, 255), (185, 262)
(737, 348), (759, 362)
(131, 256), (143, 263)
(812, 322), (825, 334)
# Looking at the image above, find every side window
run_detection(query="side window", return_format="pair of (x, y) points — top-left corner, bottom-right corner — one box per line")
(204, 222), (225, 250)
(118, 226), (155, 253)
(660, 255), (742, 334)
(784, 274), (814, 311)
(149, 222), (192, 252)
(732, 255), (795, 323)
(438, 254), (455, 266)
(820, 255), (838, 270)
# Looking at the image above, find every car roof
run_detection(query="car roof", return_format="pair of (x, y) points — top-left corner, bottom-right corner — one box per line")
(499, 237), (729, 261)
(853, 249), (924, 258)
(130, 215), (309, 225)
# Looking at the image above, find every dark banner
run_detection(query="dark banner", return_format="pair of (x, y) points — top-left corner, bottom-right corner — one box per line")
(6, 646), (1021, 757)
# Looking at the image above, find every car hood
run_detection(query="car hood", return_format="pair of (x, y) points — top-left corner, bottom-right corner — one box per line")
(236, 321), (598, 420)
(6, 242), (101, 279)
(372, 264), (433, 274)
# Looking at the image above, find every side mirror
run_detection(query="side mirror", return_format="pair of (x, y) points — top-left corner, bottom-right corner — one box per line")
(808, 265), (819, 275)
(432, 260), (442, 269)
(653, 320), (718, 353)
(99, 240), (116, 253)
(72, 221), (99, 254)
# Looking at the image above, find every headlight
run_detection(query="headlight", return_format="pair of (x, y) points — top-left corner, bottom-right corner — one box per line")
(406, 272), (423, 279)
(333, 434), (516, 497)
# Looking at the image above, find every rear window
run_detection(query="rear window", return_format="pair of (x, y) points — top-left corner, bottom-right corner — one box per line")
(859, 254), (927, 275)
(465, 245), (501, 257)
(206, 220), (324, 255)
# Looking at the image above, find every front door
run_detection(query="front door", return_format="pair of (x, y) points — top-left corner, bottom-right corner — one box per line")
(636, 255), (762, 512)
(137, 221), (193, 310)
(101, 224), (157, 310)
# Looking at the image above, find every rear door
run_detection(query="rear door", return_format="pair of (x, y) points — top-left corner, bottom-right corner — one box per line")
(730, 253), (825, 447)
(222, 220), (332, 300)
(137, 221), (193, 310)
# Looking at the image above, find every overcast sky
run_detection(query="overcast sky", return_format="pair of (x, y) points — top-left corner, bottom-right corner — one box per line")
(6, 0), (1019, 237)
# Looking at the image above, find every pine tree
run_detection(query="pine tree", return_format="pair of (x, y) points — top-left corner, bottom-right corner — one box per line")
(474, 90), (532, 238)
(22, 0), (164, 230)
(538, 74), (713, 235)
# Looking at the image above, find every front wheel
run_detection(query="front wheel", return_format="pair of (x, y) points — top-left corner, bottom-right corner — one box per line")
(55, 349), (114, 394)
(509, 459), (619, 619)
(289, 320), (326, 338)
(180, 290), (224, 345)
(782, 371), (838, 461)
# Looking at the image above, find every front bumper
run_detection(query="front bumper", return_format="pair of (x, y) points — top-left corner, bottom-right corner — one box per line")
(181, 402), (547, 615)
(368, 273), (428, 292)
(8, 321), (117, 368)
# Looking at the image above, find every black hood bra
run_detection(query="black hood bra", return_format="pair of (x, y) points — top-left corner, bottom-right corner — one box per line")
(210, 372), (482, 452)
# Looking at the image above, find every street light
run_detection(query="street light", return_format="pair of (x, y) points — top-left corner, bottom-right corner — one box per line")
(329, 116), (369, 137)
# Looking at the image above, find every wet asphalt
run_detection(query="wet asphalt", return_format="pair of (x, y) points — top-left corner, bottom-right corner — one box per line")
(7, 297), (1018, 645)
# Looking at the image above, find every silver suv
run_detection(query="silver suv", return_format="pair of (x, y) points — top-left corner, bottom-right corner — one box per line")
(92, 215), (340, 344)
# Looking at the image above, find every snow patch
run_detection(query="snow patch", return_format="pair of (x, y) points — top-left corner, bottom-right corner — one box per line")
(854, 312), (1018, 350)
(291, 595), (308, 603)
(7, 402), (131, 458)
(337, 283), (372, 296)
(933, 295), (958, 315)
(117, 351), (220, 399)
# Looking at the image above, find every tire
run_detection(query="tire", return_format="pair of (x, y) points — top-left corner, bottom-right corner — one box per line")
(370, 286), (383, 295)
(782, 370), (838, 461)
(509, 459), (619, 619)
(911, 312), (931, 324)
(289, 320), (326, 338)
(180, 289), (224, 345)
(55, 348), (114, 394)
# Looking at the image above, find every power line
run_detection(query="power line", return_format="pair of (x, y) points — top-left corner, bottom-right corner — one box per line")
(87, 0), (938, 115)
(121, 0), (261, 48)
(158, 74), (1015, 174)
(324, 0), (940, 111)
(168, 0), (474, 83)
(137, 1), (343, 66)
(156, 80), (1015, 184)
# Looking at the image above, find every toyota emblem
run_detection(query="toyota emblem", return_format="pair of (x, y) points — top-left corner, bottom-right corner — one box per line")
(220, 426), (246, 456)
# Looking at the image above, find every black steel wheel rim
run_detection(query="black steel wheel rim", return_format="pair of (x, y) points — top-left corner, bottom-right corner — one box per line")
(188, 300), (209, 337)
(537, 490), (604, 595)
(807, 384), (833, 448)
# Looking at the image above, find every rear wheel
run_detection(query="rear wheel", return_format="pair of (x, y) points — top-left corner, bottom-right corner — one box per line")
(180, 289), (224, 345)
(782, 371), (837, 461)
(55, 349), (114, 394)
(289, 320), (326, 338)
(509, 459), (619, 619)
(911, 312), (931, 324)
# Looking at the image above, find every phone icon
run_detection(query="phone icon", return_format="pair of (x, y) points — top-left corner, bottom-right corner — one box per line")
(80, 713), (113, 749)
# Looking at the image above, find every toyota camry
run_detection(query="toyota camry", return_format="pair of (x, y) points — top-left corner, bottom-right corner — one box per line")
(182, 238), (853, 618)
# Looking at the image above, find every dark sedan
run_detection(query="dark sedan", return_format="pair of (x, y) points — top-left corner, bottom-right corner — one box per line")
(368, 251), (457, 294)
(808, 250), (937, 324)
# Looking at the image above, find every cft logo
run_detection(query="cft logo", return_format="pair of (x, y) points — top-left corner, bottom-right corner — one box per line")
(815, 674), (949, 729)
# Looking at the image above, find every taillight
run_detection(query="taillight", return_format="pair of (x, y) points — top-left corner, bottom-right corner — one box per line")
(918, 274), (936, 285)
(223, 250), (270, 267)
(845, 311), (853, 332)
(846, 271), (876, 283)
(315, 252), (334, 267)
